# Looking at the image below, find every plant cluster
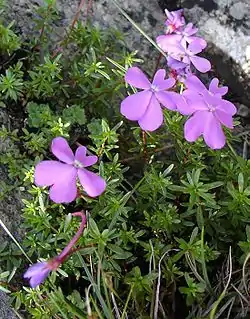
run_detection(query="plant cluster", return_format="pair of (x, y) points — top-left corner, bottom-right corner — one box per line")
(0, 1), (250, 319)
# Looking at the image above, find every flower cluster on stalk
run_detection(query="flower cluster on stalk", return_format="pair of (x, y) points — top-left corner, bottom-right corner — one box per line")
(121, 8), (236, 150)
(24, 7), (237, 289)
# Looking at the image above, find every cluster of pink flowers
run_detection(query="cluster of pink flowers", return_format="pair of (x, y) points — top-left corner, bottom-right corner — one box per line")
(24, 7), (237, 289)
(157, 9), (210, 74)
(121, 8), (236, 150)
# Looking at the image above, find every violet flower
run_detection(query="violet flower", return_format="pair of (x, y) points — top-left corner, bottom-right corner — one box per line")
(24, 212), (86, 288)
(177, 75), (237, 149)
(23, 261), (55, 288)
(121, 67), (179, 131)
(164, 9), (185, 33)
(157, 22), (206, 53)
(167, 40), (211, 73)
(35, 137), (106, 203)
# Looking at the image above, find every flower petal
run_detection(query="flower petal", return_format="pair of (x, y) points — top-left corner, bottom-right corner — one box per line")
(24, 262), (48, 278)
(188, 36), (207, 49)
(190, 56), (211, 73)
(188, 41), (203, 54)
(51, 137), (74, 164)
(121, 90), (152, 121)
(138, 95), (163, 131)
(156, 34), (182, 52)
(184, 23), (198, 35)
(184, 111), (207, 142)
(173, 93), (194, 115)
(203, 112), (225, 149)
(215, 109), (234, 128)
(49, 166), (78, 203)
(217, 99), (237, 115)
(185, 75), (207, 92)
(35, 161), (71, 186)
(24, 262), (50, 288)
(155, 91), (176, 110)
(125, 67), (151, 89)
(75, 146), (98, 167)
(152, 69), (176, 90)
(29, 269), (50, 288)
(183, 90), (207, 111)
(168, 56), (188, 70)
(209, 78), (228, 96)
(78, 168), (106, 197)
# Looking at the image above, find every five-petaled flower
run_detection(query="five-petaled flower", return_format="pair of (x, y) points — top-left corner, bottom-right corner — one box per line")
(167, 40), (211, 73)
(23, 259), (60, 288)
(157, 22), (206, 53)
(164, 9), (185, 33)
(177, 76), (237, 149)
(24, 212), (86, 288)
(35, 137), (106, 203)
(121, 67), (179, 131)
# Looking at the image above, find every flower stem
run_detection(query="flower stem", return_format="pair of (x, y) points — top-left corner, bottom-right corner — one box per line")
(142, 130), (148, 163)
(59, 211), (87, 261)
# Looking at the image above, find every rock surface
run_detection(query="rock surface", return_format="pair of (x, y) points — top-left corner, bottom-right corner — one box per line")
(158, 0), (250, 108)
(0, 110), (23, 246)
(0, 291), (19, 319)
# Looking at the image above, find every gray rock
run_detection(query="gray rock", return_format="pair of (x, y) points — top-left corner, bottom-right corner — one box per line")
(4, 0), (165, 71)
(92, 0), (165, 69)
(0, 110), (23, 246)
(229, 2), (247, 20)
(0, 110), (22, 319)
(178, 0), (250, 108)
(0, 291), (19, 319)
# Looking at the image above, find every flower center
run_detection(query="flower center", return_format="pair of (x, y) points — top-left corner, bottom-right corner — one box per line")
(74, 160), (84, 169)
(208, 105), (216, 112)
(151, 84), (159, 92)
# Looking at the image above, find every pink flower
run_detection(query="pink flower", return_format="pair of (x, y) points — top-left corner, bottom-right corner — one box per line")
(157, 23), (207, 53)
(24, 212), (87, 288)
(23, 259), (60, 288)
(35, 137), (106, 203)
(167, 40), (211, 73)
(121, 67), (179, 131)
(177, 75), (237, 149)
(164, 9), (185, 33)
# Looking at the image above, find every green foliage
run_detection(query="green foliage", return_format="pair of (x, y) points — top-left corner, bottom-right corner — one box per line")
(0, 21), (20, 54)
(0, 2), (249, 319)
(0, 61), (24, 101)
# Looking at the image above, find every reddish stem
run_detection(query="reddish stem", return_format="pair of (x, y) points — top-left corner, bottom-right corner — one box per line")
(58, 211), (87, 262)
(142, 130), (148, 162)
(70, 0), (86, 31)
(86, 0), (93, 17)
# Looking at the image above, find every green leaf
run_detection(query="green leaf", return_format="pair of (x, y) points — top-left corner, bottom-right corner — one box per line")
(64, 213), (72, 232)
(201, 181), (224, 191)
(246, 225), (250, 242)
(163, 164), (174, 177)
(168, 185), (187, 192)
(113, 251), (133, 259)
(89, 218), (100, 236)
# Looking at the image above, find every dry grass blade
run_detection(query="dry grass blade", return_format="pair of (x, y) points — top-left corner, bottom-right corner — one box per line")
(154, 249), (179, 319)
(209, 247), (232, 319)
(242, 252), (250, 298)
